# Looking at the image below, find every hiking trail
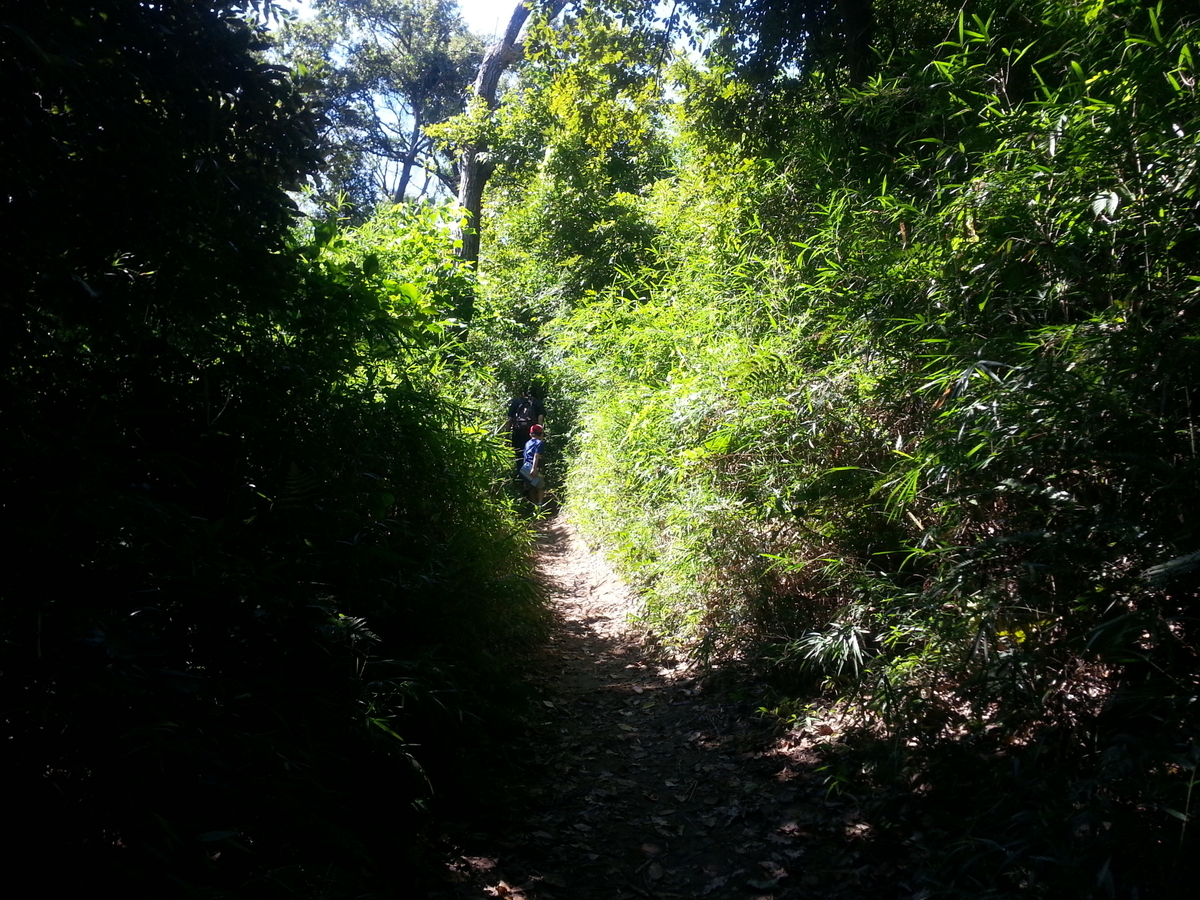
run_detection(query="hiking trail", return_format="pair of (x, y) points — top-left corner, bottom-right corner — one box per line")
(437, 512), (905, 900)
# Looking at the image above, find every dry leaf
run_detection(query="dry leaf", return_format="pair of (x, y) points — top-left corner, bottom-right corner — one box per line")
(758, 861), (787, 879)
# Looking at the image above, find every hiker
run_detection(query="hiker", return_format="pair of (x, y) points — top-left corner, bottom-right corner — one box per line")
(520, 423), (546, 505)
(506, 385), (545, 460)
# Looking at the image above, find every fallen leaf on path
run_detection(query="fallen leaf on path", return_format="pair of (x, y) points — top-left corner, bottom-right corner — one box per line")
(758, 861), (788, 879)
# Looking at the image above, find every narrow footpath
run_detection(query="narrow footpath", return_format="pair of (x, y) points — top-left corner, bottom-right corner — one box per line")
(438, 513), (908, 900)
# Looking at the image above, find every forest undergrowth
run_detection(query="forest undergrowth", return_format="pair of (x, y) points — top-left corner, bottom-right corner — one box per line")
(4, 0), (1199, 897)
(472, 1), (1200, 895)
(1, 3), (546, 896)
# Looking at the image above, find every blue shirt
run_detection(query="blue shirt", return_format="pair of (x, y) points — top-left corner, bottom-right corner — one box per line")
(523, 437), (544, 468)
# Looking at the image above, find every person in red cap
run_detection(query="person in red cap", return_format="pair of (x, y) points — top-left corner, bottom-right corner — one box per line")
(520, 423), (546, 505)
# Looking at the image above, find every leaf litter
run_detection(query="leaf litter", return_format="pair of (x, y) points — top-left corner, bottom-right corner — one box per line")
(435, 514), (914, 900)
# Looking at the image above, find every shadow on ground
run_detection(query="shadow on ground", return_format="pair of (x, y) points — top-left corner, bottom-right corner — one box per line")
(431, 515), (914, 900)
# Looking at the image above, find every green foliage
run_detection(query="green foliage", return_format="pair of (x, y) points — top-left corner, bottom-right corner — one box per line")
(0, 2), (544, 895)
(429, 1), (681, 466)
(17, 0), (1198, 891)
(482, 0), (1200, 892)
(306, 199), (476, 331)
(275, 0), (483, 210)
(462, 1), (672, 310)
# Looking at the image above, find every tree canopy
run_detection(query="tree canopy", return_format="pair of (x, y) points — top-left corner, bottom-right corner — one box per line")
(277, 0), (484, 209)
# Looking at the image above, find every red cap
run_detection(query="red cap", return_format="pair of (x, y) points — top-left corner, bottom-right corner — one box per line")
(530, 424), (544, 435)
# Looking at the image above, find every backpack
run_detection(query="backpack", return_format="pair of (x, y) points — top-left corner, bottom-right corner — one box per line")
(511, 396), (537, 424)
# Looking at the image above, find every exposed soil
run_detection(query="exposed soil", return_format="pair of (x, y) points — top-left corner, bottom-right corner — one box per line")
(435, 512), (911, 900)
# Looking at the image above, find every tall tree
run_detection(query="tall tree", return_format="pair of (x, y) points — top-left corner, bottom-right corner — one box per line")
(446, 0), (892, 282)
(278, 0), (483, 209)
(452, 0), (567, 274)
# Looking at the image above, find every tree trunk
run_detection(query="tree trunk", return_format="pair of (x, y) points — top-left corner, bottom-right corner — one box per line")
(455, 3), (531, 275)
(838, 0), (874, 86)
(394, 111), (425, 203)
(455, 1), (567, 311)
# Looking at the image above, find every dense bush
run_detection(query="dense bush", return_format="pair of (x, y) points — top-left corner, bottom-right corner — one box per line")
(0, 2), (543, 895)
(479, 0), (1200, 893)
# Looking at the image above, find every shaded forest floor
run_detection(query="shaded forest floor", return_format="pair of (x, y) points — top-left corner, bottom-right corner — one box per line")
(433, 512), (916, 900)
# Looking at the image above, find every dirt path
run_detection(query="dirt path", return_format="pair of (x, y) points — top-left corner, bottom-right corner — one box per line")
(437, 513), (903, 900)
